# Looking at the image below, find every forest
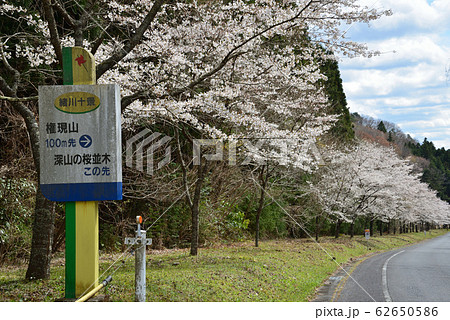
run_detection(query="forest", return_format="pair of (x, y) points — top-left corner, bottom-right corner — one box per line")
(0, 0), (449, 285)
(408, 139), (450, 203)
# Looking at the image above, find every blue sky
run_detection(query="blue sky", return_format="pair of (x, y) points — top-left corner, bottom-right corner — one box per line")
(339, 0), (450, 149)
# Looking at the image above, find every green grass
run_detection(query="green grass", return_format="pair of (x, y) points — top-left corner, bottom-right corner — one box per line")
(0, 230), (447, 302)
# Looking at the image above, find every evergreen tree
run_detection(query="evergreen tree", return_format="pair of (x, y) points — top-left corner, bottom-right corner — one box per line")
(388, 130), (394, 142)
(377, 121), (387, 133)
(320, 57), (354, 141)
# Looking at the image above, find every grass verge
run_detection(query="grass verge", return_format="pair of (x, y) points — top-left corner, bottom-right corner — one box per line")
(0, 230), (447, 302)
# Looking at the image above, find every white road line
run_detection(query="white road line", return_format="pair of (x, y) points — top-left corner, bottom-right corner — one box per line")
(382, 250), (405, 302)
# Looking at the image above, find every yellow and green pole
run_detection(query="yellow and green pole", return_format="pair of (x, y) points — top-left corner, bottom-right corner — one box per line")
(62, 47), (99, 298)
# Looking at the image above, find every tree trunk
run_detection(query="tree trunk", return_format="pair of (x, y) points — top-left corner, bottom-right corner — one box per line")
(335, 219), (342, 239)
(315, 216), (320, 242)
(379, 221), (383, 236)
(190, 159), (207, 256)
(255, 165), (268, 247)
(349, 221), (354, 238)
(387, 219), (391, 235)
(255, 207), (261, 247)
(25, 187), (55, 279)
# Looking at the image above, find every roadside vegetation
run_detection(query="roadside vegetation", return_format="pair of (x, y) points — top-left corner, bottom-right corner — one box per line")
(1, 230), (447, 302)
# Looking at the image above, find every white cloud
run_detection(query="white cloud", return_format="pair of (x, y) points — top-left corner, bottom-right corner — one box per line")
(356, 0), (450, 33)
(341, 35), (449, 68)
(341, 62), (445, 97)
(399, 108), (450, 129)
(346, 100), (383, 119)
(339, 1), (450, 148)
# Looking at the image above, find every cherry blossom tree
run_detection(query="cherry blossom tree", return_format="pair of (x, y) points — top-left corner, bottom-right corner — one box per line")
(0, 0), (391, 276)
(309, 140), (450, 237)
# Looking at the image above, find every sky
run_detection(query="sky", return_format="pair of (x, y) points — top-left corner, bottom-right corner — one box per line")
(339, 0), (450, 149)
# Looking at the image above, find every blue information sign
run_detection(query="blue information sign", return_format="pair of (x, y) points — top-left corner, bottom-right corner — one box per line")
(39, 84), (122, 201)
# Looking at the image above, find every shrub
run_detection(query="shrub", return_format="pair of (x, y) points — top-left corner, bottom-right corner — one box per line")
(0, 177), (35, 264)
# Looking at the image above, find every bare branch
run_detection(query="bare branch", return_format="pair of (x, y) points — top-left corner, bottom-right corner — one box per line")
(91, 26), (109, 55)
(51, 1), (75, 27)
(42, 0), (63, 67)
(175, 128), (193, 208)
(121, 90), (159, 113)
(9, 101), (40, 172)
(96, 0), (166, 79)
(0, 95), (38, 102)
(0, 43), (20, 93)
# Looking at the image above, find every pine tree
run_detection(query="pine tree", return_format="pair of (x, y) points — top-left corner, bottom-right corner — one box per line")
(320, 56), (354, 141)
(377, 121), (387, 133)
(388, 130), (394, 142)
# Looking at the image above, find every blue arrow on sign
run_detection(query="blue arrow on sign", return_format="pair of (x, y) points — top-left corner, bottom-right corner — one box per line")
(79, 135), (92, 148)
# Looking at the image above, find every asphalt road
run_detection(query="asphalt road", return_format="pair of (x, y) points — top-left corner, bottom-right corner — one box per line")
(336, 232), (450, 302)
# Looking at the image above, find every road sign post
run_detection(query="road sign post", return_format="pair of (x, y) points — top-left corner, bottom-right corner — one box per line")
(364, 229), (370, 250)
(125, 216), (152, 302)
(364, 229), (370, 240)
(39, 47), (121, 298)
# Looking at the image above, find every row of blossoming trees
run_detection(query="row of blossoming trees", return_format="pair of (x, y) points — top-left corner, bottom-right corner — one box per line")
(1, 0), (449, 280)
(307, 140), (450, 238)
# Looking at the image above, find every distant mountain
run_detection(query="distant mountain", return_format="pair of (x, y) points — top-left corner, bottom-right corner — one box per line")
(351, 112), (416, 158)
